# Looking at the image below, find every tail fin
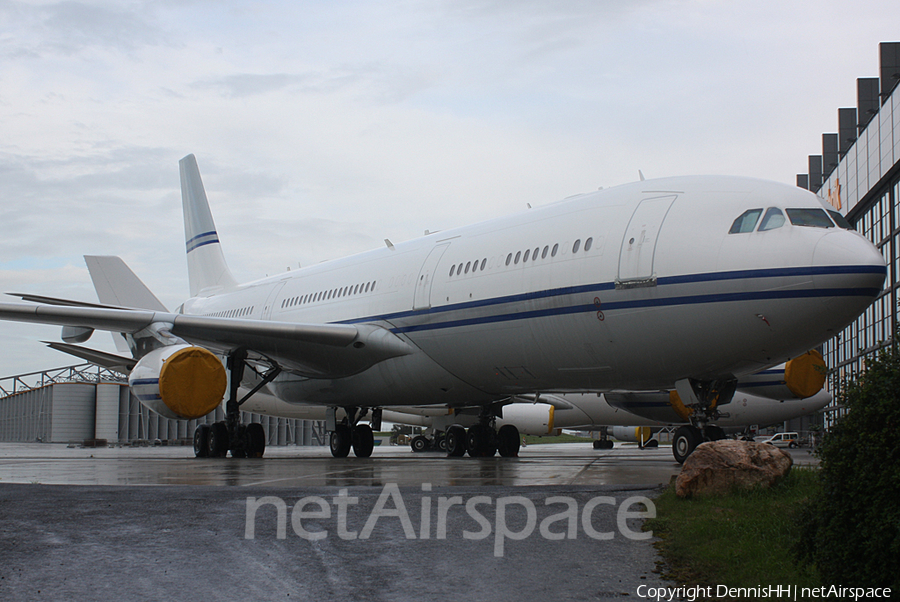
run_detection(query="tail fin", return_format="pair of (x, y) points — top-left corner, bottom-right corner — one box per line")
(179, 154), (238, 297)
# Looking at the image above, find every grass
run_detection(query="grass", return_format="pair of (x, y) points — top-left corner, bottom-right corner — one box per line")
(645, 468), (822, 591)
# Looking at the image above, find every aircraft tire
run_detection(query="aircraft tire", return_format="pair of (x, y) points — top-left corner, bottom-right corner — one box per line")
(330, 425), (352, 458)
(466, 424), (497, 457)
(207, 422), (229, 458)
(411, 435), (430, 452)
(672, 426), (702, 463)
(193, 424), (210, 457)
(245, 423), (266, 458)
(497, 424), (520, 457)
(446, 425), (467, 457)
(645, 439), (659, 448)
(352, 424), (375, 458)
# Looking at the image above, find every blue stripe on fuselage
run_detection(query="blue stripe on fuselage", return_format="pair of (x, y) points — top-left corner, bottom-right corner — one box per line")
(333, 264), (884, 335)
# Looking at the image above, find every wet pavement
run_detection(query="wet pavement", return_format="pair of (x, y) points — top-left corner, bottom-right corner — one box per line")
(0, 442), (818, 601)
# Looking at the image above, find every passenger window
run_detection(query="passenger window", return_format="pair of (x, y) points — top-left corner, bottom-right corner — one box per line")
(465, 261), (471, 274)
(542, 246), (549, 259)
(533, 247), (539, 259)
(786, 208), (834, 228)
(573, 239), (581, 253)
(827, 210), (854, 230)
(729, 209), (763, 234)
(515, 251), (521, 264)
(523, 249), (531, 262)
(449, 266), (455, 277)
(758, 208), (785, 231)
(584, 237), (593, 252)
(551, 244), (559, 257)
(506, 253), (512, 266)
(480, 258), (486, 271)
(472, 259), (479, 272)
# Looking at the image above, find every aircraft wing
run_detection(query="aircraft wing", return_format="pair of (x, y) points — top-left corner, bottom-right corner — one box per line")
(0, 302), (413, 379)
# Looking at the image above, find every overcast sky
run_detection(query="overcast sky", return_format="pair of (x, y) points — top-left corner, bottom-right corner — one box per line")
(1, 0), (899, 378)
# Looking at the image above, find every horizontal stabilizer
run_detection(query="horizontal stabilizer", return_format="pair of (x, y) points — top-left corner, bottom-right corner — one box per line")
(44, 341), (137, 374)
(8, 293), (124, 310)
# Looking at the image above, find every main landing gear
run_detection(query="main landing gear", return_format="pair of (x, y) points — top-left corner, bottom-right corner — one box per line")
(445, 422), (521, 458)
(671, 377), (736, 464)
(193, 349), (281, 459)
(328, 407), (380, 458)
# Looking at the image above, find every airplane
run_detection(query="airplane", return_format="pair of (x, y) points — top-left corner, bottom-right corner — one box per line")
(389, 355), (832, 460)
(0, 154), (885, 461)
(393, 389), (830, 452)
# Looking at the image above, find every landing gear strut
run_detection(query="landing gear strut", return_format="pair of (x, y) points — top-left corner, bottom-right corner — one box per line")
(193, 349), (281, 459)
(671, 377), (736, 464)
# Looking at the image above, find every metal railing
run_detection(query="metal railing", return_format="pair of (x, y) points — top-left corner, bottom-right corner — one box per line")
(0, 364), (127, 398)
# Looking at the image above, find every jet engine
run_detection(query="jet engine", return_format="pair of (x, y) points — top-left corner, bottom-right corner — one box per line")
(611, 426), (656, 444)
(497, 404), (560, 436)
(129, 344), (227, 420)
(734, 350), (827, 401)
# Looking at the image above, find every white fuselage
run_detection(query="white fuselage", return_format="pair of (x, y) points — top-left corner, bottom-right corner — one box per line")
(182, 175), (885, 409)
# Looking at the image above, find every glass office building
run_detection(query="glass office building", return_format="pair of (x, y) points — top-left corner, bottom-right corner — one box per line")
(798, 42), (900, 425)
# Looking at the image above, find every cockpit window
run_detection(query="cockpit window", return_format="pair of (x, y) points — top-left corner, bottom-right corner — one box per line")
(827, 210), (854, 230)
(786, 208), (834, 228)
(729, 209), (762, 234)
(758, 207), (786, 231)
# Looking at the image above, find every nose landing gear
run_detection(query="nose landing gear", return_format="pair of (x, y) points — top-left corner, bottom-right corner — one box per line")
(671, 377), (736, 463)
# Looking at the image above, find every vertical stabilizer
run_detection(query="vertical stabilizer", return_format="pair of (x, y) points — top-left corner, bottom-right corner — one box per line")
(179, 154), (239, 297)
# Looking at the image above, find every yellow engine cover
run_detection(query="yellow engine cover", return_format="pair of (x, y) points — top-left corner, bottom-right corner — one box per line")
(158, 346), (227, 419)
(784, 350), (827, 399)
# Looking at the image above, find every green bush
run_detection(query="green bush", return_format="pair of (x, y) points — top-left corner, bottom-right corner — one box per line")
(795, 344), (900, 589)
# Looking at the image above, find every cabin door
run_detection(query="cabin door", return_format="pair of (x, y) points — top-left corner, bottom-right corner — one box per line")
(413, 243), (450, 310)
(617, 195), (676, 286)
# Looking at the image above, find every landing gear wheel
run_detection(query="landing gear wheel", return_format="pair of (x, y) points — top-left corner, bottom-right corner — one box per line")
(207, 422), (229, 458)
(446, 425), (467, 457)
(466, 424), (497, 457)
(193, 424), (210, 457)
(411, 435), (430, 453)
(330, 424), (352, 458)
(645, 439), (659, 448)
(672, 425), (702, 464)
(497, 424), (521, 457)
(593, 439), (614, 450)
(352, 424), (375, 458)
(436, 435), (447, 452)
(704, 426), (726, 442)
(245, 423), (266, 458)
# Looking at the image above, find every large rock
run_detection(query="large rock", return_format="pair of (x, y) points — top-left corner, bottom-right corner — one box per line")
(675, 439), (792, 498)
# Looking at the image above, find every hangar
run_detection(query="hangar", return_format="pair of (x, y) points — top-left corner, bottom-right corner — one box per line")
(797, 41), (900, 425)
(0, 364), (325, 446)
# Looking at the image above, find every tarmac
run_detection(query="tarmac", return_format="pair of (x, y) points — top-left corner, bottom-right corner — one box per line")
(0, 442), (819, 601)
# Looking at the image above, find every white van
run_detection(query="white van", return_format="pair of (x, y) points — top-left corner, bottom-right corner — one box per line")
(761, 432), (800, 448)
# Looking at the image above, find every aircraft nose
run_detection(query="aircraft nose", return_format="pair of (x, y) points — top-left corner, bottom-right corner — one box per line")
(813, 230), (887, 291)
